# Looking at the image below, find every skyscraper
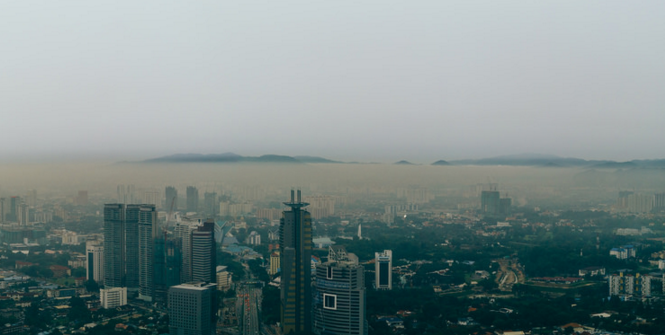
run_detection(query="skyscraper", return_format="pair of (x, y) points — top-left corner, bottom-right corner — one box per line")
(0, 198), (6, 223)
(165, 186), (178, 211)
(280, 190), (313, 334)
(138, 204), (157, 301)
(165, 237), (182, 288)
(117, 185), (136, 204)
(104, 204), (126, 288)
(192, 219), (216, 284)
(168, 282), (217, 335)
(17, 203), (29, 226)
(204, 192), (218, 217)
(175, 223), (196, 283)
(480, 190), (500, 215)
(313, 246), (367, 335)
(125, 204), (141, 292)
(154, 231), (168, 303)
(375, 250), (392, 290)
(187, 186), (199, 212)
(8, 196), (20, 222)
(86, 240), (104, 284)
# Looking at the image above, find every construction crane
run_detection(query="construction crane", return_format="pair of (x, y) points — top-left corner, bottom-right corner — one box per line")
(165, 196), (176, 230)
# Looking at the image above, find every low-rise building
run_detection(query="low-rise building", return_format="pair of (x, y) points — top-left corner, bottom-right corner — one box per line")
(100, 287), (127, 309)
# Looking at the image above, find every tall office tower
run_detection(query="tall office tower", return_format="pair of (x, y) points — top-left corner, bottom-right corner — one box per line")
(0, 198), (6, 223)
(168, 282), (217, 335)
(165, 237), (182, 288)
(141, 189), (160, 206)
(138, 204), (157, 301)
(125, 205), (141, 292)
(187, 186), (199, 212)
(17, 203), (29, 226)
(617, 190), (635, 209)
(165, 186), (178, 211)
(117, 185), (136, 204)
(499, 197), (512, 214)
(313, 246), (367, 335)
(175, 223), (195, 283)
(655, 193), (665, 210)
(154, 231), (168, 303)
(204, 192), (218, 217)
(480, 190), (500, 215)
(104, 204), (126, 288)
(25, 190), (37, 207)
(86, 241), (105, 284)
(76, 190), (88, 206)
(280, 190), (313, 335)
(8, 196), (20, 222)
(192, 219), (216, 283)
(375, 250), (392, 290)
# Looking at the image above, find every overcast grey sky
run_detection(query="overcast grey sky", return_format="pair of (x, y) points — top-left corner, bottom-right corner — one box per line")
(2, 1), (664, 162)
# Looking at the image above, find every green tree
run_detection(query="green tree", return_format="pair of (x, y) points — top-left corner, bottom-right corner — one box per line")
(84, 279), (100, 293)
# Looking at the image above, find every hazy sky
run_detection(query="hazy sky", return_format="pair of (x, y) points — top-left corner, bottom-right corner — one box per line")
(2, 1), (664, 162)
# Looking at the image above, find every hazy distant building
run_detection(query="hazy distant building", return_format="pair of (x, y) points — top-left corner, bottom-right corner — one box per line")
(75, 190), (88, 206)
(396, 187), (431, 204)
(304, 195), (336, 219)
(187, 186), (199, 212)
(280, 190), (313, 334)
(375, 250), (392, 290)
(165, 186), (178, 211)
(86, 241), (104, 284)
(117, 185), (136, 204)
(168, 282), (217, 335)
(256, 208), (283, 221)
(192, 219), (216, 284)
(626, 194), (654, 213)
(655, 193), (665, 210)
(101, 287), (127, 309)
(17, 203), (29, 226)
(313, 246), (367, 335)
(104, 204), (126, 288)
(204, 192), (218, 217)
(141, 189), (160, 206)
(25, 189), (37, 207)
(7, 196), (20, 222)
(481, 190), (500, 215)
(0, 198), (6, 223)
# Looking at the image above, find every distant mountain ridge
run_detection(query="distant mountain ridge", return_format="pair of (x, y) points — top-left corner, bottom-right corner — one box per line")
(141, 153), (665, 168)
(448, 154), (665, 168)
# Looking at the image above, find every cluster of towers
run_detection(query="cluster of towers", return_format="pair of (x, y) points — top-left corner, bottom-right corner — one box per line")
(100, 204), (217, 303)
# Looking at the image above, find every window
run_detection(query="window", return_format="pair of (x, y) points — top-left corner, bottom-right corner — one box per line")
(323, 294), (336, 310)
(327, 266), (333, 279)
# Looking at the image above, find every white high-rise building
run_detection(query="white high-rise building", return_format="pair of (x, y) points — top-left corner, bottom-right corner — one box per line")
(101, 287), (127, 309)
(375, 250), (392, 290)
(86, 241), (104, 284)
